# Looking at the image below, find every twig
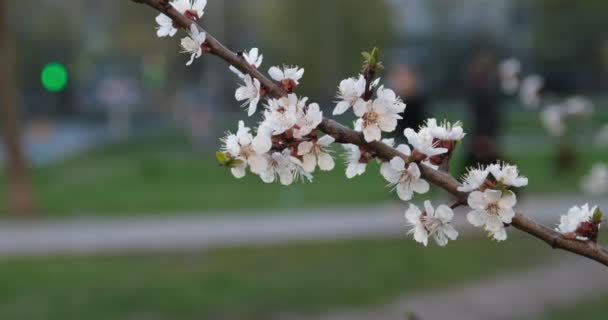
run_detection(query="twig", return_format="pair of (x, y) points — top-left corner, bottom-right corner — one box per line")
(130, 0), (608, 267)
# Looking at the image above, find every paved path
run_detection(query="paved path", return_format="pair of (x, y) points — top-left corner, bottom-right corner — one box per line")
(0, 195), (606, 258)
(0, 204), (405, 257)
(303, 256), (608, 320)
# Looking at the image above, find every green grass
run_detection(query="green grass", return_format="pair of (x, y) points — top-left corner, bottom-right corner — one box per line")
(0, 132), (390, 216)
(0, 235), (551, 320)
(530, 292), (608, 320)
(1, 127), (607, 216)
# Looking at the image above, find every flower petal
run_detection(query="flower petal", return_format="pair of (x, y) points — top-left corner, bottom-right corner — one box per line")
(268, 66), (284, 81)
(297, 141), (314, 156)
(484, 189), (503, 203)
(467, 210), (487, 227)
(353, 99), (369, 117)
(435, 205), (454, 223)
(485, 215), (504, 232)
(498, 207), (515, 224)
(412, 178), (430, 194)
(498, 191), (517, 209)
(405, 204), (422, 224)
(442, 224), (459, 240)
(363, 124), (382, 142)
(317, 152), (335, 171)
(333, 101), (351, 116)
(467, 191), (487, 210)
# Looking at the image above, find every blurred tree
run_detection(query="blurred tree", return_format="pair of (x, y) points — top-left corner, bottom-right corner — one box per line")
(0, 1), (35, 216)
(245, 0), (394, 101)
(529, 0), (608, 92)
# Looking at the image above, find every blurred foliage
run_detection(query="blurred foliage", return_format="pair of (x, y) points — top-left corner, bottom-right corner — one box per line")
(528, 0), (608, 91)
(245, 0), (394, 100)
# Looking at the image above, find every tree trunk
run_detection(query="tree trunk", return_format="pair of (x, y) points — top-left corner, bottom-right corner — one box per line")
(0, 2), (35, 217)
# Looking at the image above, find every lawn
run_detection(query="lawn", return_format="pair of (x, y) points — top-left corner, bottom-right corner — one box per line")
(0, 235), (552, 320)
(530, 292), (608, 320)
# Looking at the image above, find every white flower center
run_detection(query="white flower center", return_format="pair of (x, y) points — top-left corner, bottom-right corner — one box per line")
(364, 111), (379, 123)
(421, 216), (442, 234)
(487, 202), (500, 215)
(240, 145), (255, 158)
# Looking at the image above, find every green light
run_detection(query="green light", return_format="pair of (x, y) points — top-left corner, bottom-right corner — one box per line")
(41, 62), (68, 92)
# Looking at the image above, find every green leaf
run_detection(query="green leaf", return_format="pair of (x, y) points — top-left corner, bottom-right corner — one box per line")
(226, 159), (244, 169)
(216, 151), (228, 166)
(371, 47), (380, 63)
(593, 207), (603, 224)
(216, 151), (244, 169)
(361, 51), (372, 61)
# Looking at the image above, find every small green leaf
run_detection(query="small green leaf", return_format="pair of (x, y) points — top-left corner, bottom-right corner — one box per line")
(361, 51), (372, 61)
(216, 151), (228, 165)
(371, 47), (380, 63)
(225, 159), (244, 169)
(593, 207), (603, 224)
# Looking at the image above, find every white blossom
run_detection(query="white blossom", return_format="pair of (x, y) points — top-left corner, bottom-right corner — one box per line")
(563, 96), (593, 117)
(259, 150), (296, 186)
(222, 121), (269, 178)
(293, 102), (323, 139)
(403, 127), (448, 158)
(488, 162), (528, 188)
(343, 144), (367, 178)
(556, 204), (596, 240)
(405, 201), (459, 246)
(180, 24), (206, 66)
(263, 94), (299, 135)
(333, 75), (366, 115)
(466, 189), (517, 241)
(376, 86), (407, 114)
(235, 75), (261, 116)
(426, 118), (465, 141)
(458, 166), (490, 192)
(381, 138), (395, 148)
(581, 163), (608, 196)
(520, 75), (544, 109)
(251, 124), (273, 154)
(230, 48), (263, 78)
(297, 135), (335, 173)
(269, 65), (304, 87)
(381, 156), (430, 201)
(156, 0), (207, 37)
(353, 99), (402, 142)
(499, 58), (521, 94)
(541, 105), (565, 137)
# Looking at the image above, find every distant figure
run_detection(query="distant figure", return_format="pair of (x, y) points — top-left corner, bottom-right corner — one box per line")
(463, 50), (502, 168)
(390, 64), (427, 141)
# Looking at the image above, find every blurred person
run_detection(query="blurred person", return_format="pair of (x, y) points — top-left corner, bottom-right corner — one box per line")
(390, 63), (428, 141)
(463, 49), (503, 169)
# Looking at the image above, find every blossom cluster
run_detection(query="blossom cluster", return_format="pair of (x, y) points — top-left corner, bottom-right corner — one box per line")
(556, 204), (602, 242)
(148, 5), (603, 249)
(458, 162), (528, 241)
(581, 163), (608, 196)
(220, 51), (330, 185)
(155, 0), (209, 65)
(498, 58), (594, 138)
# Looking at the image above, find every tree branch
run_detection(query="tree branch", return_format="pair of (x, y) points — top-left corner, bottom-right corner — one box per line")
(131, 0), (608, 267)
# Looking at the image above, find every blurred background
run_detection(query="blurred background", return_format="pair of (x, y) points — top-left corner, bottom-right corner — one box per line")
(0, 0), (607, 319)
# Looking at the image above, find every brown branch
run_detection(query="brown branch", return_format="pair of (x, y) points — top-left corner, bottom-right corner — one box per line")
(131, 0), (608, 267)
